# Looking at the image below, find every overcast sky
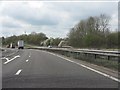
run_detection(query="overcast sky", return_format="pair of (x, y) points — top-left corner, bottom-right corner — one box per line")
(0, 1), (118, 38)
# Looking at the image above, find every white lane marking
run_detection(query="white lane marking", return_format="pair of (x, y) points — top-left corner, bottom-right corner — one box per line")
(1, 57), (6, 59)
(29, 52), (31, 57)
(43, 51), (120, 83)
(15, 69), (22, 75)
(4, 55), (20, 64)
(26, 59), (29, 62)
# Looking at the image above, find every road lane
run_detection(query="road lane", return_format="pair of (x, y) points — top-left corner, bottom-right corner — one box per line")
(2, 49), (24, 64)
(2, 49), (30, 78)
(2, 48), (19, 58)
(2, 49), (118, 88)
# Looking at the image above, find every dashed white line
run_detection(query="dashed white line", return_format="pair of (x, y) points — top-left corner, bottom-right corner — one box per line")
(26, 59), (29, 62)
(42, 50), (120, 83)
(29, 52), (31, 58)
(15, 69), (22, 75)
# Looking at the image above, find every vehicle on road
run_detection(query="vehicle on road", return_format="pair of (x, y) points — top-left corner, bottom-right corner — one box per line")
(18, 40), (24, 49)
(10, 43), (15, 48)
(48, 45), (52, 48)
(6, 44), (10, 48)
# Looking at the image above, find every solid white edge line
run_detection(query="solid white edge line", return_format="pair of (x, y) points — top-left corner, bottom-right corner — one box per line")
(42, 51), (120, 83)
(15, 69), (22, 75)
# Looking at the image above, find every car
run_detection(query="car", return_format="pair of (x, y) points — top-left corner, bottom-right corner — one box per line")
(48, 45), (52, 48)
(6, 44), (10, 48)
(10, 43), (15, 48)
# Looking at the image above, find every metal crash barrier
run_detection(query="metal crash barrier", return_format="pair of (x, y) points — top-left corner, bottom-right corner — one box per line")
(28, 47), (119, 70)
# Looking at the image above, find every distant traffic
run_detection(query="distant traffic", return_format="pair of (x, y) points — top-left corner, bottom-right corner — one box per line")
(6, 40), (24, 49)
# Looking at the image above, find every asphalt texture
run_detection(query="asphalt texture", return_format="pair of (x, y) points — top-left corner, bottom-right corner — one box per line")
(2, 49), (119, 88)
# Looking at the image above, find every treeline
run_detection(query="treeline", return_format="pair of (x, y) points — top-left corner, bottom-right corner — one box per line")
(2, 32), (63, 47)
(67, 14), (119, 49)
(2, 32), (48, 46)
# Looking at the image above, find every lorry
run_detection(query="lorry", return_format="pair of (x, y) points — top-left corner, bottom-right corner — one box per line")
(18, 40), (24, 49)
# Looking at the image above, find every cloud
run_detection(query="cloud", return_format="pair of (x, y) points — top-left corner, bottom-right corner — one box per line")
(0, 1), (118, 38)
(1, 1), (61, 26)
(110, 11), (118, 31)
(0, 16), (23, 28)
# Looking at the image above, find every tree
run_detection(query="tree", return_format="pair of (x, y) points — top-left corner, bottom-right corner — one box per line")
(67, 14), (111, 48)
(52, 38), (63, 46)
(106, 31), (119, 48)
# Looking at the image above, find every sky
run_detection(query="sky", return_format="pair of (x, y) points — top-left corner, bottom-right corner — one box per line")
(0, 1), (118, 38)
